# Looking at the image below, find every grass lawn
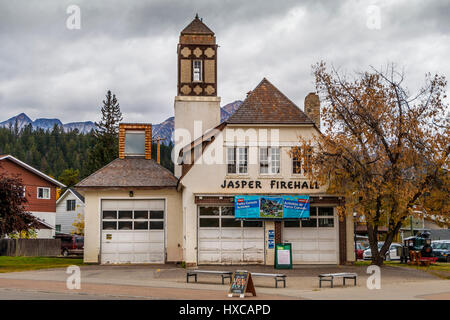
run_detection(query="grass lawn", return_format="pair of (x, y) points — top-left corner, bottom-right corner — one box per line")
(355, 260), (450, 279)
(0, 256), (84, 273)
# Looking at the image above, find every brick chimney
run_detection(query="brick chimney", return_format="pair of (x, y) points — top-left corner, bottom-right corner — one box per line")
(304, 92), (320, 129)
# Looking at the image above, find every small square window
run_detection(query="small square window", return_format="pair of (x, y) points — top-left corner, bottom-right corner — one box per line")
(66, 200), (76, 211)
(150, 211), (164, 219)
(150, 221), (164, 230)
(125, 131), (146, 156)
(103, 211), (117, 219)
(37, 187), (50, 199)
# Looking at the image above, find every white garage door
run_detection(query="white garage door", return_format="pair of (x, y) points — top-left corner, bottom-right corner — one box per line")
(198, 206), (265, 265)
(101, 199), (165, 264)
(282, 207), (338, 264)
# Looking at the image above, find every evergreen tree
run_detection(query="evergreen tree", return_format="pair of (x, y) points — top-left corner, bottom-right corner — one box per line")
(88, 90), (123, 172)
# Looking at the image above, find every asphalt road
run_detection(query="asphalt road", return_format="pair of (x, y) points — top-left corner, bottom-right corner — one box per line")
(0, 287), (138, 300)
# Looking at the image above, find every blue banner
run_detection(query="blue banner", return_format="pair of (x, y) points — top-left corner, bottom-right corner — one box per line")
(234, 195), (310, 219)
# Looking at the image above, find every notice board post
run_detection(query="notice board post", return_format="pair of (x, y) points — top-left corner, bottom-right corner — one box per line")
(275, 243), (292, 269)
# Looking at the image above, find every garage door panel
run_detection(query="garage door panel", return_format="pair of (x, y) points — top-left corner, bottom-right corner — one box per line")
(243, 251), (264, 262)
(318, 229), (335, 239)
(243, 229), (264, 238)
(198, 252), (220, 263)
(220, 229), (242, 239)
(320, 252), (337, 262)
(101, 199), (165, 264)
(199, 229), (220, 239)
(221, 240), (241, 250)
(198, 207), (264, 265)
(319, 241), (336, 250)
(283, 213), (337, 264)
(243, 241), (264, 250)
(221, 252), (242, 264)
(198, 240), (221, 251)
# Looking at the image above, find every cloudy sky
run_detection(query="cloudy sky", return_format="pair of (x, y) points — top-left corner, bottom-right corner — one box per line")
(0, 0), (449, 124)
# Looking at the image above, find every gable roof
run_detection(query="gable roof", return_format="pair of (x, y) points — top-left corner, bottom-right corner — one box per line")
(75, 158), (178, 189)
(227, 78), (314, 125)
(181, 15), (214, 35)
(56, 188), (85, 205)
(0, 155), (66, 188)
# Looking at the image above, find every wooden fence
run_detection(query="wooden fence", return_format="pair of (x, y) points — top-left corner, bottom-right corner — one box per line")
(0, 239), (61, 256)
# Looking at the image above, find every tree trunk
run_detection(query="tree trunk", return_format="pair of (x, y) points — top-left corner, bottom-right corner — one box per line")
(367, 223), (384, 266)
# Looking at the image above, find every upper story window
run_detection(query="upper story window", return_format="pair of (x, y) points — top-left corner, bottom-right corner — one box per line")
(37, 187), (50, 199)
(259, 147), (280, 174)
(125, 131), (145, 156)
(193, 60), (202, 82)
(227, 147), (248, 174)
(292, 146), (312, 175)
(67, 199), (76, 211)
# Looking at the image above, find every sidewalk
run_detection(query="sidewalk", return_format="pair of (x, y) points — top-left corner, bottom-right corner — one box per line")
(0, 264), (447, 300)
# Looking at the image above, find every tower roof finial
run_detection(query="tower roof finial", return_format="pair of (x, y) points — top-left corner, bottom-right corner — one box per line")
(195, 13), (199, 19)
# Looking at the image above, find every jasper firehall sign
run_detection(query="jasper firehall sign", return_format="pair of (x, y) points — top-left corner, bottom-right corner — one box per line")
(220, 180), (320, 190)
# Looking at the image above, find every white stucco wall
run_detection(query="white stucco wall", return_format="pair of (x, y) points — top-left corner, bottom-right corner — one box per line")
(179, 124), (348, 265)
(81, 188), (182, 264)
(174, 96), (221, 177)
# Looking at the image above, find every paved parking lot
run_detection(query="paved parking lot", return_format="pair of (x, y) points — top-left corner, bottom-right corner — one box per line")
(0, 264), (448, 300)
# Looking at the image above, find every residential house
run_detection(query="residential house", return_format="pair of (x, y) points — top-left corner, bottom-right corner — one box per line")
(0, 155), (65, 238)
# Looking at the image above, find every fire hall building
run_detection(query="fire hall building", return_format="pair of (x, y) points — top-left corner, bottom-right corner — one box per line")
(78, 16), (355, 266)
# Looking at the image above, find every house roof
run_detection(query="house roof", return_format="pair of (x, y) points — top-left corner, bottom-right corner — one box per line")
(181, 15), (214, 35)
(75, 158), (178, 189)
(56, 188), (85, 204)
(227, 78), (315, 125)
(0, 154), (66, 188)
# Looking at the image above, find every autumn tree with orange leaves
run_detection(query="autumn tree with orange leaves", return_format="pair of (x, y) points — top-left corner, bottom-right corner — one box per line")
(292, 62), (449, 265)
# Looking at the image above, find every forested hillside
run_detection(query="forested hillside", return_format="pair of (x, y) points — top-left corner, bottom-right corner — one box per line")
(0, 124), (174, 182)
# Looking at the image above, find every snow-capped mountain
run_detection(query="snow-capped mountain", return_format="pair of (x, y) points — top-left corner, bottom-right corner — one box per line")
(0, 113), (95, 134)
(0, 100), (243, 142)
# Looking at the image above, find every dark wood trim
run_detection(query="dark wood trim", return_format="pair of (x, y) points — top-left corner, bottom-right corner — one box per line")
(339, 215), (347, 265)
(275, 221), (282, 244)
(194, 195), (344, 205)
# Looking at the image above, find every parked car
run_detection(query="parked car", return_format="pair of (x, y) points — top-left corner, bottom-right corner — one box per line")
(55, 233), (84, 256)
(356, 243), (366, 260)
(432, 241), (450, 262)
(363, 242), (402, 261)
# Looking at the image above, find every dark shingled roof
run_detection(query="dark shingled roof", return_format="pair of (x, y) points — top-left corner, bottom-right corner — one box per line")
(69, 188), (85, 203)
(76, 158), (178, 188)
(227, 78), (314, 125)
(181, 15), (214, 35)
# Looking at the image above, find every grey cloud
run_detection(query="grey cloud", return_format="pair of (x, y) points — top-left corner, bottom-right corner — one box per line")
(0, 0), (448, 124)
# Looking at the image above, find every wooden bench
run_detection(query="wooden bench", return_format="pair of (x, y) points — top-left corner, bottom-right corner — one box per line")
(318, 273), (357, 288)
(251, 273), (287, 288)
(186, 270), (233, 284)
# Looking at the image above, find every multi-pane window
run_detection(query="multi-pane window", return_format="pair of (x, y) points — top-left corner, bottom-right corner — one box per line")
(227, 147), (248, 174)
(291, 146), (312, 175)
(102, 210), (164, 230)
(199, 206), (263, 228)
(66, 200), (76, 211)
(37, 187), (50, 199)
(259, 147), (280, 174)
(193, 60), (202, 82)
(283, 207), (334, 228)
